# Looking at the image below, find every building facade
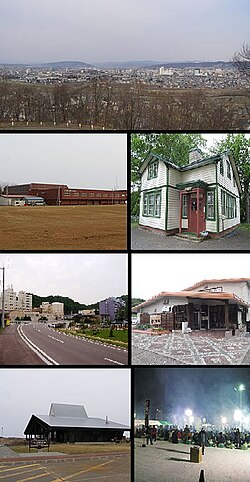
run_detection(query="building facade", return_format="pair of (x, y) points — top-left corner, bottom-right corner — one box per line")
(24, 403), (129, 445)
(41, 302), (64, 319)
(4, 183), (127, 206)
(99, 297), (125, 321)
(0, 286), (32, 312)
(133, 280), (250, 332)
(139, 149), (241, 237)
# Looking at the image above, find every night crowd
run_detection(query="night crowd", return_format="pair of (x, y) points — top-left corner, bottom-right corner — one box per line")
(135, 425), (250, 450)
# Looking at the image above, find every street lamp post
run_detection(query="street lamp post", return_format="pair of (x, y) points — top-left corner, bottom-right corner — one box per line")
(234, 384), (245, 431)
(0, 266), (5, 328)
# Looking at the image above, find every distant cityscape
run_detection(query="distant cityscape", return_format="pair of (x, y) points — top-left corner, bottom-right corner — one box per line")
(0, 61), (247, 90)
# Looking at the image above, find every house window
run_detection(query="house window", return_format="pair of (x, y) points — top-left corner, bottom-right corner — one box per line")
(143, 191), (161, 217)
(220, 159), (224, 176)
(182, 194), (188, 218)
(148, 160), (158, 179)
(226, 160), (231, 179)
(221, 190), (226, 216)
(207, 191), (215, 220)
(221, 189), (237, 219)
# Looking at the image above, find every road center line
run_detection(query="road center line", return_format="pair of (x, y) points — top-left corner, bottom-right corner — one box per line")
(48, 335), (64, 344)
(104, 358), (124, 365)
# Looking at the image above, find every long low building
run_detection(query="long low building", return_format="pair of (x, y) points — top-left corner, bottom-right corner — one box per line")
(133, 290), (250, 332)
(4, 183), (127, 205)
(24, 403), (130, 445)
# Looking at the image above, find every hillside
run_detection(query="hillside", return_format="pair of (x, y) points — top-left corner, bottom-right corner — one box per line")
(32, 294), (128, 315)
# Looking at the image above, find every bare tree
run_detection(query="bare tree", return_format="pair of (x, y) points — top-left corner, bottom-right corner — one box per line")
(233, 43), (250, 78)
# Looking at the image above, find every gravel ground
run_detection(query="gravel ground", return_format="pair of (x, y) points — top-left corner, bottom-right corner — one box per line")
(131, 226), (250, 250)
(135, 439), (250, 482)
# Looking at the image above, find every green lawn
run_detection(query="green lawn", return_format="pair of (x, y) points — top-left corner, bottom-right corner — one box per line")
(58, 328), (128, 348)
(241, 223), (250, 232)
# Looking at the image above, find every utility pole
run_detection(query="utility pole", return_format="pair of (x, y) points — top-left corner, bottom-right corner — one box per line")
(0, 266), (5, 328)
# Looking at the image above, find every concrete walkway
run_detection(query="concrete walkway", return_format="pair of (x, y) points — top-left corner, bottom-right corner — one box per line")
(135, 439), (250, 482)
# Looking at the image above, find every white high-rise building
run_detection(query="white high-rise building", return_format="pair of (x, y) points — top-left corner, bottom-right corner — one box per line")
(0, 286), (32, 311)
(16, 291), (32, 311)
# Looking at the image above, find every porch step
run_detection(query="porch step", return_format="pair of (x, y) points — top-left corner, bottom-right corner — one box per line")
(175, 233), (204, 243)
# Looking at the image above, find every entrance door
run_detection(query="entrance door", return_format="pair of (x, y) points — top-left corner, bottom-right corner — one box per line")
(189, 193), (197, 232)
(188, 190), (206, 234)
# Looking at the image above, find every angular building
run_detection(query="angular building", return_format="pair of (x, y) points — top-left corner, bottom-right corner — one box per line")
(24, 403), (130, 445)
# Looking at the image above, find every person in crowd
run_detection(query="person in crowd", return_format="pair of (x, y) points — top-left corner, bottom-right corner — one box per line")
(151, 425), (157, 442)
(146, 426), (153, 445)
(183, 424), (190, 444)
(198, 428), (207, 455)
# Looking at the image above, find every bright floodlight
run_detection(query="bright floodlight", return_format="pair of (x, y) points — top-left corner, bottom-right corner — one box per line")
(239, 384), (245, 391)
(221, 416), (227, 425)
(185, 409), (192, 417)
(234, 409), (242, 422)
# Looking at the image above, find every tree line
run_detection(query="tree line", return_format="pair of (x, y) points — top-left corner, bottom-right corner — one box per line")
(0, 79), (249, 130)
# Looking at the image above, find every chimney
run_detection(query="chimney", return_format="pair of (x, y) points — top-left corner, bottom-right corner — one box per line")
(189, 148), (203, 164)
(105, 415), (109, 424)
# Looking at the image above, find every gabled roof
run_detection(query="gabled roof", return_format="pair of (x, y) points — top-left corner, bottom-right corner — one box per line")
(139, 151), (222, 175)
(24, 403), (130, 433)
(139, 151), (242, 193)
(184, 278), (250, 291)
(133, 290), (250, 311)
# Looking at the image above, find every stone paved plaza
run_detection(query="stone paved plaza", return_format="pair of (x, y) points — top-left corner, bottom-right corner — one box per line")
(132, 332), (250, 365)
(135, 439), (250, 481)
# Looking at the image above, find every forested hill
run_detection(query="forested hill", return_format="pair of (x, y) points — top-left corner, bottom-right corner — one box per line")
(32, 294), (128, 315)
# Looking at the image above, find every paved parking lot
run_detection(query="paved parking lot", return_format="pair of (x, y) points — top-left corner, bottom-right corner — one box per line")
(135, 439), (250, 482)
(0, 454), (130, 482)
(132, 332), (250, 365)
(131, 226), (250, 250)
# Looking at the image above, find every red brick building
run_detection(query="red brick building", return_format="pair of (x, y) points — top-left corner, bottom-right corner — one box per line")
(4, 183), (127, 205)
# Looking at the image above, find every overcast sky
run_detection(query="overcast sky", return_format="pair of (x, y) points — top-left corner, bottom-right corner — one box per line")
(0, 368), (130, 437)
(0, 1), (249, 63)
(0, 134), (127, 190)
(132, 253), (250, 299)
(0, 254), (127, 303)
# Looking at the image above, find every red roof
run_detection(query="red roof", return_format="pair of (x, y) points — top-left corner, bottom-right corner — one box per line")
(133, 290), (250, 310)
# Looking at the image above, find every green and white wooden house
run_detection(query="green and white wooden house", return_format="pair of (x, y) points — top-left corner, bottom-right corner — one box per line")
(139, 148), (241, 237)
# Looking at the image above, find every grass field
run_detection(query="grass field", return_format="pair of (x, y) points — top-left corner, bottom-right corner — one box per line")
(0, 205), (127, 250)
(11, 443), (130, 455)
(59, 328), (128, 347)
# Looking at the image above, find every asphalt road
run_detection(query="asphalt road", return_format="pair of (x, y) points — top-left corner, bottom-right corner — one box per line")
(1, 324), (128, 366)
(0, 453), (130, 482)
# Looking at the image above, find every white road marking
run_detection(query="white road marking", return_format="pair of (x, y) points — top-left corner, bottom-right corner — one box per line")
(48, 335), (64, 344)
(17, 325), (59, 365)
(104, 358), (124, 365)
